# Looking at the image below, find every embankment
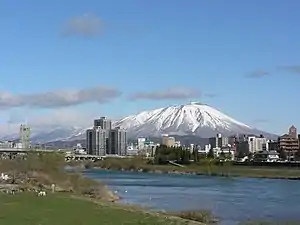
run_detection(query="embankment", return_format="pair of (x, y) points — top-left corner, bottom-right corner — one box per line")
(78, 157), (300, 180)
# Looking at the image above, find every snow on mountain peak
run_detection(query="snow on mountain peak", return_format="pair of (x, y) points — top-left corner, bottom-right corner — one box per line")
(113, 102), (253, 138)
(1, 102), (274, 143)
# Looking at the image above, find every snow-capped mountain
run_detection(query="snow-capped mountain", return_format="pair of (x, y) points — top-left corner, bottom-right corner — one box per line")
(113, 102), (273, 138)
(0, 126), (87, 143)
(0, 102), (275, 144)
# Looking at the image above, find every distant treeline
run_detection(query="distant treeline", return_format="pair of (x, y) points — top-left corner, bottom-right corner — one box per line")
(154, 145), (192, 165)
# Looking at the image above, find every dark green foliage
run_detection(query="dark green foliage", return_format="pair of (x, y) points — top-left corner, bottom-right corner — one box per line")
(278, 148), (287, 160)
(192, 148), (199, 162)
(207, 148), (215, 159)
(219, 151), (225, 159)
(237, 151), (246, 159)
(154, 145), (191, 165)
(174, 210), (218, 224)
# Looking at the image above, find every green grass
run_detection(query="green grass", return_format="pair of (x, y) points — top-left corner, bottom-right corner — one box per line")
(0, 193), (190, 225)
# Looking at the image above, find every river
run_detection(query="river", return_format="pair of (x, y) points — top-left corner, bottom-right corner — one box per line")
(84, 170), (300, 225)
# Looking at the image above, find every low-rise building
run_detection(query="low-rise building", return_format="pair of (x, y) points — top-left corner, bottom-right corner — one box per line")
(253, 151), (279, 162)
(162, 135), (176, 147)
(212, 145), (234, 160)
(126, 145), (138, 156)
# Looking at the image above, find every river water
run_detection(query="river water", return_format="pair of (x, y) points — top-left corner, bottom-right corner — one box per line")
(84, 170), (300, 225)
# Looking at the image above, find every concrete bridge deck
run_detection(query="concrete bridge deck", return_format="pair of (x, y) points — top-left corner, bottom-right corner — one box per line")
(0, 148), (56, 153)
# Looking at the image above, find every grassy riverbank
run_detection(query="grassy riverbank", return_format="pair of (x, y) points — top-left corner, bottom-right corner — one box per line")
(0, 192), (206, 225)
(0, 153), (215, 225)
(82, 157), (300, 179)
(0, 153), (117, 201)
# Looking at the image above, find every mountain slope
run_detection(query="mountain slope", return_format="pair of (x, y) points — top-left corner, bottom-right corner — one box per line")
(113, 102), (273, 138)
(0, 102), (276, 144)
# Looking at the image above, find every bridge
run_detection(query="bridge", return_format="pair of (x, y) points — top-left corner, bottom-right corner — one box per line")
(65, 153), (130, 161)
(0, 148), (131, 161)
(65, 154), (103, 161)
(0, 148), (56, 153)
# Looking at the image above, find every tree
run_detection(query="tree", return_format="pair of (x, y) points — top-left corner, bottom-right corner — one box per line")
(295, 151), (300, 161)
(207, 148), (214, 159)
(219, 151), (225, 160)
(237, 151), (246, 159)
(278, 148), (287, 160)
(247, 152), (253, 159)
(181, 149), (190, 164)
(154, 145), (190, 165)
(193, 147), (199, 162)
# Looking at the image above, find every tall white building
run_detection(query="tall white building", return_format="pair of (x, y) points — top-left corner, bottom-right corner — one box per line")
(248, 136), (268, 153)
(137, 137), (146, 150)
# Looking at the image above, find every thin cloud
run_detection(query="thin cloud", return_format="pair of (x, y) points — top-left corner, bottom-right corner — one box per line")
(252, 119), (269, 124)
(0, 109), (97, 137)
(62, 13), (103, 37)
(128, 87), (201, 101)
(277, 65), (300, 75)
(204, 93), (217, 98)
(29, 109), (95, 128)
(245, 70), (270, 78)
(0, 86), (121, 110)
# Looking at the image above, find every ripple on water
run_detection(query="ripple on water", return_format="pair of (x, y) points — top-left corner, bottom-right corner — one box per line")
(84, 170), (300, 225)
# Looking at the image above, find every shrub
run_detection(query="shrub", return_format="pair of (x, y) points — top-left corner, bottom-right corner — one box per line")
(175, 210), (218, 224)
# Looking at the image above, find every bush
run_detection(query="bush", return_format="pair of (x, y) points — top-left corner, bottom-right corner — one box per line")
(175, 210), (218, 224)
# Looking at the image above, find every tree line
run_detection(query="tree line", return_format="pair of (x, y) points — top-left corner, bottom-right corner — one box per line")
(154, 145), (220, 165)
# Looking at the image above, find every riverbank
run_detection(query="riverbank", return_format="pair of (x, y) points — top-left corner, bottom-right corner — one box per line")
(0, 153), (118, 202)
(0, 153), (216, 225)
(0, 192), (209, 225)
(79, 157), (300, 180)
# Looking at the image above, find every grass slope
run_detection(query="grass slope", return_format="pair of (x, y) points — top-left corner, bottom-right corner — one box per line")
(0, 193), (192, 225)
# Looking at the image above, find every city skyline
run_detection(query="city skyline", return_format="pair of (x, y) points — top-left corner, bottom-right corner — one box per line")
(1, 0), (300, 135)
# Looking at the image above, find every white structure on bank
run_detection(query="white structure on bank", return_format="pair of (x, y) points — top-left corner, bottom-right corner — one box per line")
(73, 143), (87, 155)
(126, 145), (138, 156)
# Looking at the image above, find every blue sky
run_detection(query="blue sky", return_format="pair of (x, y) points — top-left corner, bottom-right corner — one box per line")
(0, 0), (300, 135)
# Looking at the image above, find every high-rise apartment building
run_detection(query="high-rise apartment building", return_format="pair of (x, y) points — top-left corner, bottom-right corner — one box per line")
(279, 134), (299, 160)
(94, 117), (112, 130)
(86, 118), (127, 156)
(86, 127), (108, 156)
(109, 127), (127, 155)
